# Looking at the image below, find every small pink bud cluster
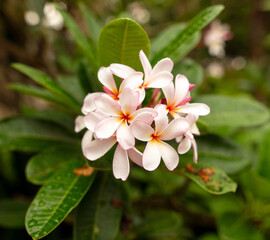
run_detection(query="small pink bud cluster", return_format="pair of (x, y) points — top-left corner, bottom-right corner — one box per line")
(75, 50), (210, 180)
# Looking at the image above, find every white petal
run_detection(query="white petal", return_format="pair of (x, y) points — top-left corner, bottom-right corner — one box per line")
(191, 138), (198, 164)
(178, 137), (192, 154)
(75, 115), (85, 132)
(95, 117), (122, 139)
(116, 121), (135, 150)
(82, 130), (93, 154)
(131, 120), (154, 141)
(98, 67), (117, 94)
(190, 122), (200, 135)
(119, 72), (143, 92)
(139, 50), (152, 78)
(137, 87), (146, 104)
(82, 92), (102, 114)
(113, 145), (130, 181)
(119, 88), (139, 116)
(159, 118), (189, 140)
(162, 82), (175, 106)
(129, 107), (158, 124)
(151, 58), (173, 76)
(178, 103), (210, 116)
(110, 63), (136, 79)
(174, 74), (190, 105)
(131, 112), (154, 125)
(83, 137), (116, 161)
(127, 148), (143, 167)
(159, 141), (179, 170)
(84, 112), (107, 132)
(154, 104), (168, 134)
(94, 94), (121, 116)
(143, 140), (161, 171)
(186, 113), (199, 125)
(144, 71), (173, 88)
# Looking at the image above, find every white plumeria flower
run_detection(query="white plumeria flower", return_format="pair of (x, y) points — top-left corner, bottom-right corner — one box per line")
(98, 66), (143, 101)
(162, 74), (210, 118)
(131, 105), (189, 171)
(178, 114), (200, 163)
(110, 50), (174, 103)
(84, 87), (157, 150)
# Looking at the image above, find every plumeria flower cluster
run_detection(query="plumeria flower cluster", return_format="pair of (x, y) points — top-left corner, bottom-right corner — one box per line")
(75, 50), (210, 181)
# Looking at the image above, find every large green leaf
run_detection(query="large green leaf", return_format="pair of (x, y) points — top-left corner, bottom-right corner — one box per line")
(0, 117), (78, 151)
(196, 95), (270, 132)
(98, 18), (150, 70)
(78, 3), (102, 45)
(176, 164), (237, 195)
(12, 63), (81, 114)
(58, 8), (98, 72)
(26, 147), (79, 185)
(74, 172), (123, 240)
(257, 130), (270, 181)
(151, 5), (224, 65)
(26, 158), (95, 239)
(0, 199), (29, 229)
(150, 23), (201, 62)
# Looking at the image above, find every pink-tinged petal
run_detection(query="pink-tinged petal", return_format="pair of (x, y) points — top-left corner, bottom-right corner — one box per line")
(84, 112), (107, 132)
(94, 94), (121, 116)
(178, 137), (191, 154)
(154, 104), (168, 134)
(185, 130), (194, 140)
(162, 82), (174, 106)
(186, 113), (199, 125)
(143, 140), (161, 171)
(151, 58), (173, 76)
(82, 130), (93, 154)
(139, 50), (152, 78)
(83, 137), (116, 161)
(159, 118), (189, 140)
(75, 115), (85, 132)
(159, 141), (179, 170)
(119, 88), (139, 116)
(98, 67), (117, 94)
(116, 121), (135, 150)
(95, 117), (122, 139)
(119, 72), (143, 92)
(191, 138), (198, 164)
(137, 87), (146, 104)
(178, 103), (210, 116)
(144, 71), (173, 88)
(174, 74), (190, 105)
(176, 135), (183, 143)
(127, 148), (143, 167)
(110, 63), (136, 78)
(131, 120), (154, 141)
(82, 92), (103, 114)
(113, 145), (130, 181)
(129, 107), (158, 124)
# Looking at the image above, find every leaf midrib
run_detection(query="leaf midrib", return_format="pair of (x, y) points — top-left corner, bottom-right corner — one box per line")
(120, 21), (129, 64)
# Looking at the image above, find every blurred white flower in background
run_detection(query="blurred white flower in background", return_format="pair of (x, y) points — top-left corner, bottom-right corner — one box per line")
(43, 3), (64, 30)
(204, 20), (233, 58)
(206, 61), (225, 78)
(24, 10), (40, 26)
(129, 3), (150, 24)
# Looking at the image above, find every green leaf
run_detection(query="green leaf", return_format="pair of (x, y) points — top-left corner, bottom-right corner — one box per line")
(257, 130), (270, 181)
(12, 63), (81, 114)
(150, 23), (201, 62)
(0, 199), (29, 228)
(196, 95), (270, 133)
(26, 147), (79, 185)
(172, 58), (204, 90)
(9, 83), (71, 110)
(172, 134), (251, 175)
(98, 18), (150, 71)
(22, 106), (75, 131)
(26, 158), (95, 239)
(78, 2), (102, 45)
(151, 5), (224, 65)
(74, 172), (123, 240)
(0, 117), (78, 151)
(176, 164), (237, 195)
(136, 210), (183, 239)
(58, 8), (98, 72)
